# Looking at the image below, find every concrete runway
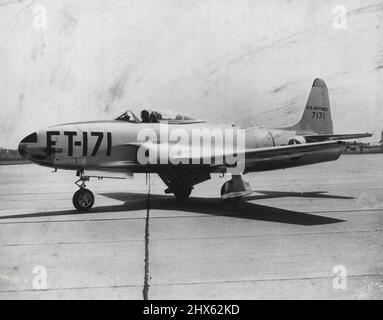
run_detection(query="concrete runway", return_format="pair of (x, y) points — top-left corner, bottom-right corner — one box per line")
(0, 155), (382, 299)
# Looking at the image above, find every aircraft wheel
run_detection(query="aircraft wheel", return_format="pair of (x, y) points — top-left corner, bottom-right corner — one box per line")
(73, 188), (94, 211)
(173, 188), (192, 201)
(220, 181), (231, 197)
(220, 181), (241, 203)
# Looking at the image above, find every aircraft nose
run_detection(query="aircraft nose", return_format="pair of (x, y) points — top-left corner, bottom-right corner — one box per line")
(18, 142), (27, 158)
(18, 132), (37, 159)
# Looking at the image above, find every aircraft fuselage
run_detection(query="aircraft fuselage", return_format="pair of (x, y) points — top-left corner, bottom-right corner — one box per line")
(18, 120), (340, 174)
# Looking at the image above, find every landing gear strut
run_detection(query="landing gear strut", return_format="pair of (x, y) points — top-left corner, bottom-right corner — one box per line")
(73, 171), (94, 211)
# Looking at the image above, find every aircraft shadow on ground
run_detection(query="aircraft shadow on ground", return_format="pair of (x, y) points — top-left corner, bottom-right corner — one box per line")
(0, 190), (352, 226)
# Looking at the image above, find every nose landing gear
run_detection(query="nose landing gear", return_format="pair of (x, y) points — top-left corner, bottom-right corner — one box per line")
(73, 171), (94, 211)
(73, 188), (94, 211)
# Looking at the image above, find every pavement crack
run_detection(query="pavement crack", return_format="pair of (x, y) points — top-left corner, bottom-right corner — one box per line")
(142, 173), (151, 300)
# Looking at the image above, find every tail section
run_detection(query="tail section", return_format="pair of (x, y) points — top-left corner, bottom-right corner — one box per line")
(285, 78), (333, 134)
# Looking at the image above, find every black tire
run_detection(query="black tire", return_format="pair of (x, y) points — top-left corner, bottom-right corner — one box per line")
(173, 188), (192, 201)
(73, 188), (94, 211)
(220, 181), (241, 203)
(220, 181), (230, 196)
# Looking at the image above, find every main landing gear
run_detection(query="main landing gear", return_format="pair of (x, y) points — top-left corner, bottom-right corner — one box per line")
(170, 187), (193, 201)
(220, 175), (252, 203)
(73, 171), (94, 211)
(159, 173), (195, 201)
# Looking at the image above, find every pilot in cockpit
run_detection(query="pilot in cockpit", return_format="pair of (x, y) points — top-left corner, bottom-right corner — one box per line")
(154, 111), (162, 121)
(149, 111), (159, 123)
(141, 110), (150, 123)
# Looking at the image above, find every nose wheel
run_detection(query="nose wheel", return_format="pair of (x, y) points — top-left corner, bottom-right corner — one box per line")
(73, 171), (94, 211)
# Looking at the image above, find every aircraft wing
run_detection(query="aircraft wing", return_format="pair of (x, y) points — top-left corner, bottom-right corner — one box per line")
(235, 141), (343, 162)
(304, 133), (372, 142)
(132, 141), (344, 166)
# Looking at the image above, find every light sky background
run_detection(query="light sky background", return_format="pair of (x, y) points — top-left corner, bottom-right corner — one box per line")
(0, 0), (382, 148)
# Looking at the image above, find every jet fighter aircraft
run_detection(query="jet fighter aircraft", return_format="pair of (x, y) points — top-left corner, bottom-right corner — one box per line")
(18, 78), (372, 211)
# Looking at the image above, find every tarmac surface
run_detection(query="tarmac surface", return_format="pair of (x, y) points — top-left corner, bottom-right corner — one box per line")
(0, 155), (382, 299)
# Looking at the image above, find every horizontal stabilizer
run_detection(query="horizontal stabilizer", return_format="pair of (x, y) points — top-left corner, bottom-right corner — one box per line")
(304, 133), (372, 142)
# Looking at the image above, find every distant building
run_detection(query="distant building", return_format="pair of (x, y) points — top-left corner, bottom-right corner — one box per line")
(0, 148), (23, 160)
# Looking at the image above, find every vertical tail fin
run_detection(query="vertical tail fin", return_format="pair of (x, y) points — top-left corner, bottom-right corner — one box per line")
(285, 78), (333, 134)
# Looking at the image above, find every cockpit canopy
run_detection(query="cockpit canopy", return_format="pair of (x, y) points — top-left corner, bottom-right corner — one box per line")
(115, 110), (141, 123)
(115, 109), (205, 124)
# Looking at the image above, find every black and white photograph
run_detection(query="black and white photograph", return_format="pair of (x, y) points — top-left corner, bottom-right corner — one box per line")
(0, 0), (382, 301)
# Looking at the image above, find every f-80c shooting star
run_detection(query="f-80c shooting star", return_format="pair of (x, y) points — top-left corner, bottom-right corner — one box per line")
(18, 78), (371, 211)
